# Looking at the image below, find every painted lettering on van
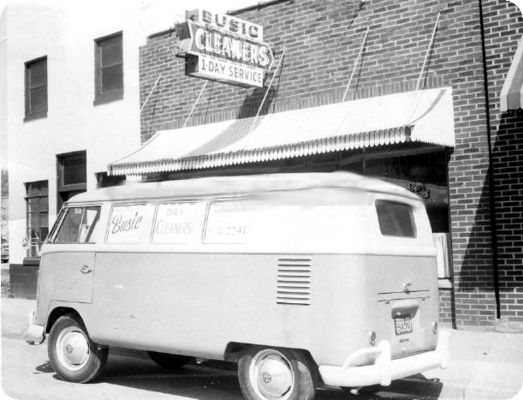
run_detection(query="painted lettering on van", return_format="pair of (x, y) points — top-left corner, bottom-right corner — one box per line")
(154, 220), (192, 236)
(111, 212), (143, 234)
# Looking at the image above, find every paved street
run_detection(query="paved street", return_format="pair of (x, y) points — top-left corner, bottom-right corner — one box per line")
(2, 298), (523, 400)
(0, 337), (449, 400)
(2, 336), (244, 400)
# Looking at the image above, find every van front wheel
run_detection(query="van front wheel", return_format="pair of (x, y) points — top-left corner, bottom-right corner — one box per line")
(238, 347), (316, 400)
(48, 315), (108, 383)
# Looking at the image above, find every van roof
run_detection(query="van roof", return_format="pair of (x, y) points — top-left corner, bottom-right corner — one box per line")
(68, 172), (418, 203)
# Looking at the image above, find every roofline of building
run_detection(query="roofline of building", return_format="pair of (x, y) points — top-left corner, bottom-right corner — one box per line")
(147, 27), (176, 40)
(227, 0), (294, 16)
(145, 0), (294, 40)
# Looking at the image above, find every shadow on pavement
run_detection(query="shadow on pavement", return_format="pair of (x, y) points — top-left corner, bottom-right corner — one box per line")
(317, 374), (443, 400)
(100, 353), (243, 399)
(82, 352), (444, 400)
(34, 361), (54, 374)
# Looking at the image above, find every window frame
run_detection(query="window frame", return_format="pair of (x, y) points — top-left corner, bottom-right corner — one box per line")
(150, 200), (208, 245)
(105, 202), (150, 244)
(24, 56), (48, 121)
(56, 151), (87, 211)
(203, 198), (251, 245)
(50, 205), (102, 244)
(94, 31), (124, 105)
(47, 208), (66, 244)
(24, 180), (49, 259)
(375, 200), (417, 239)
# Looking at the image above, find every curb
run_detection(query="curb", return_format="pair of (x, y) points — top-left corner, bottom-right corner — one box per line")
(494, 319), (523, 334)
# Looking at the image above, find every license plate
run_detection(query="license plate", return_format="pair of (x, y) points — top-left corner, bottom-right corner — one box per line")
(394, 316), (413, 335)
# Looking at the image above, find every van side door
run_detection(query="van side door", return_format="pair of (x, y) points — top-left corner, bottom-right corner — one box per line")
(39, 205), (102, 304)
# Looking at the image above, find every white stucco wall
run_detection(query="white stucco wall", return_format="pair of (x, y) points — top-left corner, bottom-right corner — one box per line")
(2, 0), (256, 264)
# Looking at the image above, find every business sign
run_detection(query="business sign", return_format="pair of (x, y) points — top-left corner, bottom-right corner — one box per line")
(107, 205), (148, 244)
(152, 202), (206, 243)
(177, 9), (274, 88)
(186, 54), (265, 87)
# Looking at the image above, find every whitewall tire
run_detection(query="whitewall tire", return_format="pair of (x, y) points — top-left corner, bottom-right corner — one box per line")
(48, 315), (108, 383)
(238, 347), (316, 400)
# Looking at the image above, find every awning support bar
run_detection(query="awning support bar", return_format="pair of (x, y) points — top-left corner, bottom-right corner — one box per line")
(249, 47), (286, 134)
(342, 26), (369, 102)
(140, 74), (162, 114)
(183, 81), (209, 128)
(415, 12), (441, 91)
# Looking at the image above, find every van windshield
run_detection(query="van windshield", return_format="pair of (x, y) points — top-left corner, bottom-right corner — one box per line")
(52, 206), (101, 243)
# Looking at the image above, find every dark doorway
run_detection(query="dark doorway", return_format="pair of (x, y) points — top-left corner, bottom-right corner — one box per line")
(340, 149), (449, 233)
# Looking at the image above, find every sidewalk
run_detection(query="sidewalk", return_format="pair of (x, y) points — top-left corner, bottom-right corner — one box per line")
(423, 329), (523, 399)
(2, 298), (523, 400)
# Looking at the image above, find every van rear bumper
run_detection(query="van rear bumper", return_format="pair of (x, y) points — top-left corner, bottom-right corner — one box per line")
(318, 329), (450, 388)
(23, 310), (46, 345)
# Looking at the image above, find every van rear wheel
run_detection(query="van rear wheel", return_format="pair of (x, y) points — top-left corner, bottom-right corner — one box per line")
(48, 315), (108, 383)
(147, 351), (191, 370)
(238, 347), (316, 400)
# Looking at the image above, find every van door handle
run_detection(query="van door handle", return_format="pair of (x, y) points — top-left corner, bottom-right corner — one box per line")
(80, 265), (92, 274)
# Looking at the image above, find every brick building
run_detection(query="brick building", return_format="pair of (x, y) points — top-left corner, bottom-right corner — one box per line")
(109, 0), (523, 328)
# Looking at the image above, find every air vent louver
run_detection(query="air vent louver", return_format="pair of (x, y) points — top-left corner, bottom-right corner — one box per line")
(277, 257), (311, 306)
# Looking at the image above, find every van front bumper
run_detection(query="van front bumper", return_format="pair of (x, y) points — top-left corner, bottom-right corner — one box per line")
(23, 310), (46, 345)
(318, 329), (450, 388)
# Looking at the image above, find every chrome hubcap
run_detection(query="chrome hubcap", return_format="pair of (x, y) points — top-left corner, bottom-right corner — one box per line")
(56, 327), (90, 371)
(250, 349), (294, 400)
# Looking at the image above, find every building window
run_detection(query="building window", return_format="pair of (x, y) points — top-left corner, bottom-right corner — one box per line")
(95, 172), (125, 188)
(24, 56), (47, 121)
(57, 151), (87, 211)
(25, 181), (48, 259)
(94, 32), (123, 105)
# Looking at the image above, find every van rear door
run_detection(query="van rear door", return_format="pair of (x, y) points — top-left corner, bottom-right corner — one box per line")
(374, 258), (439, 358)
(371, 198), (439, 358)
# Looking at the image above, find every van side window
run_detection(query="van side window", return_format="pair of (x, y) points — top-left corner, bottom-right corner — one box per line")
(152, 202), (206, 244)
(53, 206), (101, 243)
(376, 200), (416, 238)
(204, 201), (250, 244)
(107, 204), (148, 243)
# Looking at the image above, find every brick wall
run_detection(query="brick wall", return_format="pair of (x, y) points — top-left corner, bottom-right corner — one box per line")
(492, 111), (523, 321)
(139, 0), (523, 326)
(482, 0), (523, 323)
(439, 289), (454, 324)
(140, 0), (468, 142)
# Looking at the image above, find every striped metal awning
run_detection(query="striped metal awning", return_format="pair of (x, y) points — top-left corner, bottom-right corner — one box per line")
(108, 87), (455, 176)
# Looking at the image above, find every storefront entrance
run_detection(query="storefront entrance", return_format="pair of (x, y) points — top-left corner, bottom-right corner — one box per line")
(340, 150), (449, 233)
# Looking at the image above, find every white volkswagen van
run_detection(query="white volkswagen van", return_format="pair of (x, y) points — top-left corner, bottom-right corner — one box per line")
(25, 172), (449, 400)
